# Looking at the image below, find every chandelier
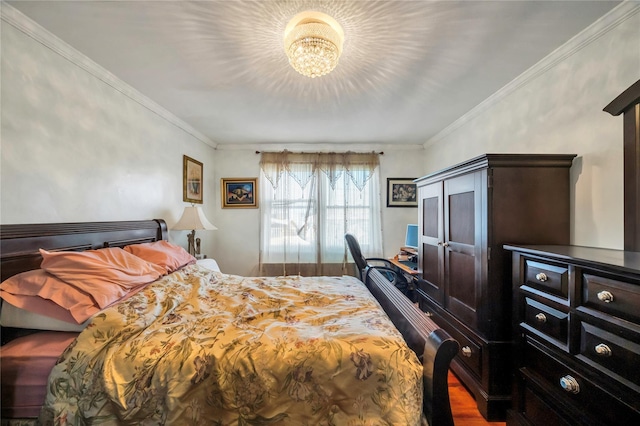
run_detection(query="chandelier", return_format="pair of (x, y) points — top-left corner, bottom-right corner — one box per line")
(284, 11), (344, 78)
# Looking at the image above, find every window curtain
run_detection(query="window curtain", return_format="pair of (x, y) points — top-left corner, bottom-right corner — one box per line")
(259, 151), (383, 276)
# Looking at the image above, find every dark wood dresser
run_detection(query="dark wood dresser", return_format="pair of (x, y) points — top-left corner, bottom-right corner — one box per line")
(506, 245), (640, 425)
(414, 154), (576, 420)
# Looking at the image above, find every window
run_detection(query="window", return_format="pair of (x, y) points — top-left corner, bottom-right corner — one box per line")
(259, 152), (382, 275)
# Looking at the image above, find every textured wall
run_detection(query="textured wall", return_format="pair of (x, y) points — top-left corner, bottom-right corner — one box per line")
(213, 149), (425, 275)
(422, 10), (639, 250)
(3, 5), (636, 276)
(1, 17), (217, 254)
(0, 10), (424, 277)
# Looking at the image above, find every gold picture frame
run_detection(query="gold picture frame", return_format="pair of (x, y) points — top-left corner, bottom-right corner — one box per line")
(183, 155), (203, 204)
(221, 178), (258, 208)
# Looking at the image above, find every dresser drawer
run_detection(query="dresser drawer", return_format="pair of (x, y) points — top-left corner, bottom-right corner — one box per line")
(524, 259), (569, 299)
(524, 297), (568, 346)
(418, 290), (482, 378)
(509, 246), (640, 426)
(582, 273), (640, 322)
(579, 321), (640, 390)
(524, 338), (640, 425)
(520, 385), (571, 426)
(416, 293), (483, 378)
(445, 324), (482, 378)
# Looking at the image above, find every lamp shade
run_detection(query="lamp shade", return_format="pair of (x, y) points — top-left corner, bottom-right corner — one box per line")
(173, 206), (217, 231)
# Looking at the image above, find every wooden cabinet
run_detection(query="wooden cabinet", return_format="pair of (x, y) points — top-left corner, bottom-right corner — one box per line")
(506, 245), (640, 425)
(415, 154), (576, 420)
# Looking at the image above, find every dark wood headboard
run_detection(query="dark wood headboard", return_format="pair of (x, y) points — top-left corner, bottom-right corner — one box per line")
(0, 219), (168, 282)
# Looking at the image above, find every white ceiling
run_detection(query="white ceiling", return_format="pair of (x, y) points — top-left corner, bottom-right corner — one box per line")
(7, 0), (622, 149)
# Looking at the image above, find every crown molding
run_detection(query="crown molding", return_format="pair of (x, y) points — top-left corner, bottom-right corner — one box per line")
(215, 142), (425, 152)
(424, 1), (640, 149)
(1, 3), (217, 149)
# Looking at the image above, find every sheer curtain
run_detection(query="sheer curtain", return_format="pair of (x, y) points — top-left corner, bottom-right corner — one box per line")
(260, 151), (383, 276)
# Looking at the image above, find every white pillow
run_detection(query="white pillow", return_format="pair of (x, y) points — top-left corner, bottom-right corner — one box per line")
(0, 300), (88, 332)
(196, 258), (221, 272)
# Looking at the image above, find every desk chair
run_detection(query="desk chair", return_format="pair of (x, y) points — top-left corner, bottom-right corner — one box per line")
(345, 233), (409, 295)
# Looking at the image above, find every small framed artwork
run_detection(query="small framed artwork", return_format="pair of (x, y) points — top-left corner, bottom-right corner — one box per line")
(221, 178), (258, 208)
(183, 155), (203, 204)
(387, 178), (418, 207)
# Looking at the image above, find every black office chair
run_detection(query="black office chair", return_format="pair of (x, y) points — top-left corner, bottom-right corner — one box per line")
(345, 233), (409, 295)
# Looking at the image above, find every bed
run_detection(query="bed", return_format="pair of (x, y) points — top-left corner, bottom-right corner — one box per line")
(0, 219), (458, 425)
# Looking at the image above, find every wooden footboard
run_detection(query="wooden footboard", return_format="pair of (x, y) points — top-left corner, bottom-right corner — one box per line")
(365, 267), (459, 426)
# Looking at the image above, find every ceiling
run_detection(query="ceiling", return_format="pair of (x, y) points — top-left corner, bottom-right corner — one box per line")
(6, 1), (621, 149)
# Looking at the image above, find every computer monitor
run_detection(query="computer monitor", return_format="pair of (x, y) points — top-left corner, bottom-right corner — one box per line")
(405, 224), (418, 249)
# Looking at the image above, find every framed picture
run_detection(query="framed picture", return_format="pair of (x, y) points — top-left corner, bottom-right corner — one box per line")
(221, 178), (258, 208)
(387, 178), (418, 207)
(183, 155), (203, 204)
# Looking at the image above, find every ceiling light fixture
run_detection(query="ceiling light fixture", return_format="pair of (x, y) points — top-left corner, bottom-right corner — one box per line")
(284, 11), (344, 78)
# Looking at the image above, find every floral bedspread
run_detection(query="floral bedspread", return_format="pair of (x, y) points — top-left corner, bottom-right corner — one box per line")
(40, 265), (423, 425)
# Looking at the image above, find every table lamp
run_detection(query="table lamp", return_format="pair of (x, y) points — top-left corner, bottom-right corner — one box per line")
(173, 206), (217, 256)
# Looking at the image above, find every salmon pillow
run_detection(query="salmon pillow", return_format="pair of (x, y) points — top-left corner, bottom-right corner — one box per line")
(40, 247), (165, 309)
(0, 269), (99, 324)
(124, 240), (197, 273)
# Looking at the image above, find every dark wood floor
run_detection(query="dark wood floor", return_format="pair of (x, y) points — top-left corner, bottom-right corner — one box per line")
(448, 371), (507, 426)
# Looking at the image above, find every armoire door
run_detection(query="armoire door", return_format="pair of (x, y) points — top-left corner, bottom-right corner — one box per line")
(444, 172), (482, 330)
(418, 181), (444, 304)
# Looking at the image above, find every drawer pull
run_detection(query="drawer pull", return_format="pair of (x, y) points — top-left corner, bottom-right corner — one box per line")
(443, 242), (450, 248)
(424, 311), (433, 317)
(597, 290), (614, 303)
(559, 375), (580, 394)
(595, 343), (612, 357)
(535, 272), (548, 282)
(535, 313), (547, 323)
(461, 346), (472, 357)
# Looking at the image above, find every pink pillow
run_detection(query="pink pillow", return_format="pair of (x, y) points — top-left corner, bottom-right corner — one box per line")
(0, 269), (99, 323)
(124, 240), (196, 273)
(40, 247), (165, 308)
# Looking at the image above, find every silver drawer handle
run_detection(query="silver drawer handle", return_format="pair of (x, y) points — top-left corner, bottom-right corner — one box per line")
(595, 343), (612, 357)
(597, 290), (614, 303)
(461, 346), (472, 357)
(560, 375), (580, 394)
(535, 313), (547, 323)
(535, 273), (548, 282)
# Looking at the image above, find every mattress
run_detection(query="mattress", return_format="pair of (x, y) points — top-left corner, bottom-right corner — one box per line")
(41, 265), (423, 424)
(0, 257), (221, 420)
(0, 331), (77, 418)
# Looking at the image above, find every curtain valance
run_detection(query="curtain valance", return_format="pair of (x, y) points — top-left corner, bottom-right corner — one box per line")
(260, 151), (380, 192)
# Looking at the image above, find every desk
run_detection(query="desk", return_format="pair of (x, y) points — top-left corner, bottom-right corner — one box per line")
(389, 256), (419, 275)
(389, 256), (419, 303)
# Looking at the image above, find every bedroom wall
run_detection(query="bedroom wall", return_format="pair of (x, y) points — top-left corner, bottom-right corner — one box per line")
(423, 6), (639, 250)
(3, 5), (637, 277)
(0, 6), (424, 277)
(0, 7), (218, 255)
(212, 148), (423, 275)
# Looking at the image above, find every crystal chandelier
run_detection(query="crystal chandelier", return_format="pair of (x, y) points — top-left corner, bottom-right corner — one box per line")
(284, 11), (344, 78)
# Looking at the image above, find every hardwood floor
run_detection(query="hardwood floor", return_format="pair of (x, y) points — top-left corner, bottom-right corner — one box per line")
(448, 371), (507, 426)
